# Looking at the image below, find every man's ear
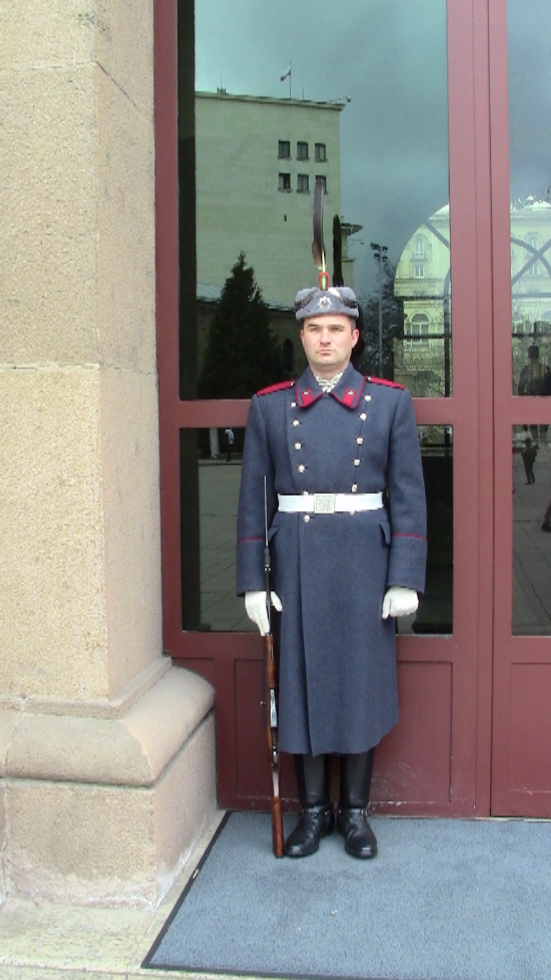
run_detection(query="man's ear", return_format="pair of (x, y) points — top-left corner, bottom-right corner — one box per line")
(351, 328), (360, 348)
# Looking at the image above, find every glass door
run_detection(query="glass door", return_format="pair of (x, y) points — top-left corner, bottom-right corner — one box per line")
(155, 0), (493, 814)
(490, 0), (551, 815)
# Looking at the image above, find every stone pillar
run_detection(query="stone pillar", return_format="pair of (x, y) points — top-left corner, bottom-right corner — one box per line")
(0, 1), (216, 904)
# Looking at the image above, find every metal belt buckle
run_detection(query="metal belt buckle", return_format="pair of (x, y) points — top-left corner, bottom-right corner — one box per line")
(314, 493), (335, 514)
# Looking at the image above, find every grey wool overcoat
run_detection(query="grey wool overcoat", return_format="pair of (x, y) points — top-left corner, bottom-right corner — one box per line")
(236, 362), (427, 756)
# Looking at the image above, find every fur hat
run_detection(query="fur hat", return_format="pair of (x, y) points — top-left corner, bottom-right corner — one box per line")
(294, 285), (359, 322)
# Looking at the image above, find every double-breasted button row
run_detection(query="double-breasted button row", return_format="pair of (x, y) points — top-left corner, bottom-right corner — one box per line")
(352, 392), (370, 489)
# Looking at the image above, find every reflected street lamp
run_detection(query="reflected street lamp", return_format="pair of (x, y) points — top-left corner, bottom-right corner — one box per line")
(370, 242), (388, 376)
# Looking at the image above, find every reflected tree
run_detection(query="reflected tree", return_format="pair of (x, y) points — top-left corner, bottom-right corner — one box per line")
(356, 260), (404, 380)
(199, 253), (284, 399)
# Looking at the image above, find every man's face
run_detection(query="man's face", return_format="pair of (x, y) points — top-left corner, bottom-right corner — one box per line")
(300, 314), (359, 378)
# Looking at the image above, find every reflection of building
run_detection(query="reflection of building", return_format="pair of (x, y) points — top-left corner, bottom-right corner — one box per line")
(196, 91), (358, 305)
(394, 198), (551, 397)
(393, 204), (451, 397)
(196, 92), (360, 373)
(510, 198), (551, 393)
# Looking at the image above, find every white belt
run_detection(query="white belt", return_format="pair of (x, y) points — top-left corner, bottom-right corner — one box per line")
(278, 492), (383, 514)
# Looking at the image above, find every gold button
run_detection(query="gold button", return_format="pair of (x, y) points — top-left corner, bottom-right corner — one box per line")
(357, 437), (363, 445)
(360, 413), (367, 421)
(292, 420), (300, 426)
(294, 442), (302, 450)
(351, 484), (358, 492)
(354, 459), (361, 466)
(303, 514), (310, 523)
(298, 465), (305, 473)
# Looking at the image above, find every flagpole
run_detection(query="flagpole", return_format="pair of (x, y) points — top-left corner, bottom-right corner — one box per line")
(280, 64), (292, 98)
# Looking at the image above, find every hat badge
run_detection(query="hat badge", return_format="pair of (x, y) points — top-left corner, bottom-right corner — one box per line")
(318, 296), (331, 309)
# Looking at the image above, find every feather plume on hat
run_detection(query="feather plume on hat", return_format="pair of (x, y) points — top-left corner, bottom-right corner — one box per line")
(312, 178), (329, 290)
(294, 177), (359, 322)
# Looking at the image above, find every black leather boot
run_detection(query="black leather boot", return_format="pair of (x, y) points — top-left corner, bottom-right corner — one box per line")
(337, 750), (378, 859)
(285, 753), (334, 857)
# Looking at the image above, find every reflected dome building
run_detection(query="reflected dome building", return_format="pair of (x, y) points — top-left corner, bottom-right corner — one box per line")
(394, 198), (551, 398)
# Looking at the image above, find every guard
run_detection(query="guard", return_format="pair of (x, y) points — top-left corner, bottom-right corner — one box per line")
(236, 186), (427, 859)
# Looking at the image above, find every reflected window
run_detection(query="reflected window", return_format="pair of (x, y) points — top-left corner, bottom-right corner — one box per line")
(297, 140), (309, 160)
(405, 314), (429, 345)
(413, 264), (426, 279)
(315, 142), (326, 162)
(181, 427), (250, 632)
(315, 175), (327, 193)
(400, 425), (453, 635)
(279, 172), (291, 192)
(282, 338), (294, 373)
(413, 237), (426, 260)
(278, 140), (290, 159)
(297, 173), (309, 193)
(512, 425), (551, 635)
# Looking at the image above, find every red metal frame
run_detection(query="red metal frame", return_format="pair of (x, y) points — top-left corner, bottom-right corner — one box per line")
(152, 0), (518, 817)
(488, 0), (551, 816)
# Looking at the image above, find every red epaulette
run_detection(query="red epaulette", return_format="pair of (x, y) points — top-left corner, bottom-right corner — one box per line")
(366, 376), (405, 390)
(256, 380), (295, 396)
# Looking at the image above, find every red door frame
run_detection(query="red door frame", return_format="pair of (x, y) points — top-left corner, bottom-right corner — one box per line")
(154, 0), (498, 816)
(488, 0), (551, 816)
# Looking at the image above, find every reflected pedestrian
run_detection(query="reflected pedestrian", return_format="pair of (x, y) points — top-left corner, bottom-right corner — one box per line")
(522, 438), (537, 485)
(224, 427), (235, 463)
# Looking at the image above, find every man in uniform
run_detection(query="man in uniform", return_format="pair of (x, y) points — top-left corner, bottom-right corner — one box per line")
(236, 284), (427, 859)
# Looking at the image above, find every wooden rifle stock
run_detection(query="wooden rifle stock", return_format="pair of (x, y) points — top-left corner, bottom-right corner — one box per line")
(264, 630), (284, 857)
(263, 475), (284, 858)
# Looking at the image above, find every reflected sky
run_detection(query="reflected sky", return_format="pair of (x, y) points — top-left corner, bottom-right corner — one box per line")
(196, 1), (551, 292)
(508, 1), (551, 202)
(196, 0), (449, 292)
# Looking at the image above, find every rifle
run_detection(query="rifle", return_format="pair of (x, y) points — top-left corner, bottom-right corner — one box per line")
(263, 476), (285, 858)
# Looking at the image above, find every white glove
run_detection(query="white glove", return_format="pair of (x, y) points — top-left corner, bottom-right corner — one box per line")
(245, 590), (283, 635)
(382, 586), (419, 619)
